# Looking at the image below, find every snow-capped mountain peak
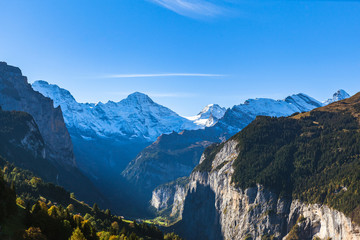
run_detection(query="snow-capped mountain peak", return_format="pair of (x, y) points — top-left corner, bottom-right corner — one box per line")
(217, 91), (346, 137)
(199, 104), (226, 119)
(324, 89), (350, 105)
(186, 103), (226, 127)
(32, 81), (351, 143)
(32, 80), (77, 105)
(122, 92), (154, 105)
(32, 81), (201, 141)
(285, 93), (323, 112)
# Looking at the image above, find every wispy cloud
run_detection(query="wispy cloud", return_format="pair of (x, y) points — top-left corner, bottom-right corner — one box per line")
(150, 0), (357, 18)
(150, 0), (227, 18)
(107, 91), (197, 98)
(104, 73), (225, 78)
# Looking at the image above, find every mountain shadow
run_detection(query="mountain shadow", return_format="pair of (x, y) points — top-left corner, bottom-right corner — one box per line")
(172, 183), (223, 240)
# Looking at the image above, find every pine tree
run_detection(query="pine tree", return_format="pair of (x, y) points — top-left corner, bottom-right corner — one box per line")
(105, 209), (111, 217)
(92, 203), (99, 214)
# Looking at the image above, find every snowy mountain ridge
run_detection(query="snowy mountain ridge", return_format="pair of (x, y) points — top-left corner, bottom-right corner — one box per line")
(185, 104), (227, 127)
(32, 80), (351, 144)
(234, 93), (322, 119)
(121, 89), (351, 198)
(324, 89), (350, 105)
(216, 91), (350, 137)
(32, 81), (202, 142)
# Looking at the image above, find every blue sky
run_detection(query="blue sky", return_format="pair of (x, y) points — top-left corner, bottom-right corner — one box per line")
(0, 0), (359, 116)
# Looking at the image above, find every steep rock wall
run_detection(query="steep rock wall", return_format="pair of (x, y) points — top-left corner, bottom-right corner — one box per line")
(164, 139), (360, 240)
(0, 62), (75, 167)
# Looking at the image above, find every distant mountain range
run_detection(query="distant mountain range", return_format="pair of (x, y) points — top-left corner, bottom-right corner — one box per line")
(31, 81), (226, 175)
(167, 92), (360, 240)
(122, 90), (351, 200)
(30, 75), (350, 217)
(31, 80), (227, 216)
(215, 92), (350, 137)
(32, 81), (205, 142)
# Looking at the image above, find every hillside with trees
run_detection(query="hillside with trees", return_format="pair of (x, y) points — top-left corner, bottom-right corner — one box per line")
(0, 108), (181, 239)
(0, 156), (182, 240)
(197, 92), (360, 225)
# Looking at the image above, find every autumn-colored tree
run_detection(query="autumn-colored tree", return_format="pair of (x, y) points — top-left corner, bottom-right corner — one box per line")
(48, 205), (60, 219)
(164, 232), (183, 240)
(23, 227), (47, 240)
(97, 231), (110, 240)
(109, 235), (119, 240)
(39, 201), (48, 212)
(70, 227), (87, 240)
(16, 197), (25, 207)
(81, 219), (97, 240)
(110, 221), (120, 235)
(67, 203), (75, 213)
(73, 214), (84, 227)
(105, 209), (111, 217)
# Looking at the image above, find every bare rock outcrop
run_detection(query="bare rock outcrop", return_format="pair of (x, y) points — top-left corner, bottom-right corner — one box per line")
(159, 139), (360, 240)
(0, 62), (75, 167)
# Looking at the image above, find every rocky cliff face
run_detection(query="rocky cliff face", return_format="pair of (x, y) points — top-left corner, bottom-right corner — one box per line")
(151, 177), (189, 219)
(0, 108), (56, 180)
(19, 115), (46, 159)
(0, 62), (75, 167)
(159, 139), (360, 240)
(132, 91), (352, 205)
(0, 62), (106, 207)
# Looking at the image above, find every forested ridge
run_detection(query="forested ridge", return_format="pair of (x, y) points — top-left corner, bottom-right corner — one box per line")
(0, 108), (182, 239)
(0, 156), (182, 240)
(197, 92), (360, 225)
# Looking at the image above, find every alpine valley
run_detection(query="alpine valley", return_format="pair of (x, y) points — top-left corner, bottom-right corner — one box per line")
(1, 61), (359, 240)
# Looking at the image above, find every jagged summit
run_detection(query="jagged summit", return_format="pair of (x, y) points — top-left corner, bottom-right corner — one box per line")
(32, 81), (201, 141)
(186, 103), (226, 127)
(32, 80), (77, 105)
(324, 89), (350, 105)
(0, 65), (76, 168)
(285, 93), (323, 112)
(123, 91), (346, 193)
(169, 90), (360, 240)
(198, 104), (226, 118)
(0, 62), (22, 75)
(215, 91), (348, 137)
